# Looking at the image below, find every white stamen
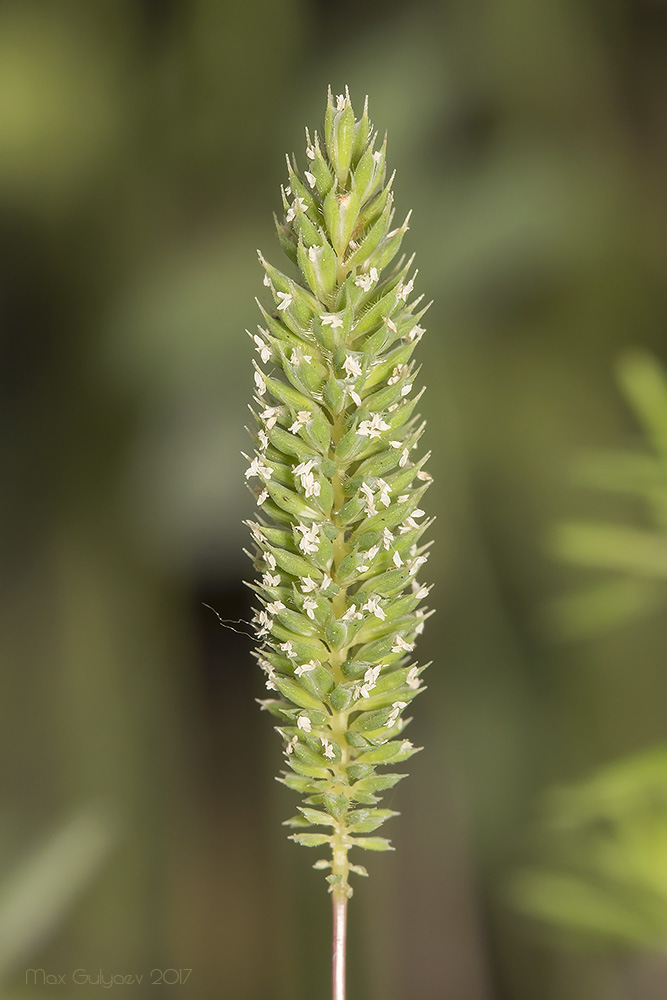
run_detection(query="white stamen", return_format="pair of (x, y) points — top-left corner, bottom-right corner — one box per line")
(386, 701), (407, 728)
(303, 597), (317, 620)
(359, 665), (381, 698)
(376, 479), (391, 507)
(260, 406), (280, 429)
(391, 635), (414, 654)
(407, 324), (424, 343)
(354, 267), (379, 292)
(343, 354), (362, 379)
(295, 522), (320, 554)
(406, 666), (420, 690)
(362, 598), (385, 621)
(360, 482), (377, 515)
(246, 456), (272, 480)
(253, 335), (272, 364)
(357, 414), (390, 439)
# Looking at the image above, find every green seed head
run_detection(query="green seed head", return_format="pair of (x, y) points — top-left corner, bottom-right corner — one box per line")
(244, 87), (433, 897)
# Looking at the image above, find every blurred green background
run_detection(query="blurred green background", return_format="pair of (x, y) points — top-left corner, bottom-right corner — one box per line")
(3, 0), (667, 997)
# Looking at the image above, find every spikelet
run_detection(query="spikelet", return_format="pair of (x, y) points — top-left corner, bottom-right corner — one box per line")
(244, 87), (433, 898)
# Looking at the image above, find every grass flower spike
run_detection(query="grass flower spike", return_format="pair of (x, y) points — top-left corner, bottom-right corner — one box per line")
(244, 87), (433, 996)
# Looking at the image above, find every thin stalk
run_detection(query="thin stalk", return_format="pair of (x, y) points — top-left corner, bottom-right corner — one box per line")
(332, 890), (348, 1000)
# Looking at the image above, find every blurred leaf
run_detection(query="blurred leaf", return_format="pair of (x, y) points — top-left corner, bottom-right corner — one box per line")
(617, 352), (667, 459)
(509, 749), (667, 952)
(549, 352), (667, 635)
(0, 807), (116, 983)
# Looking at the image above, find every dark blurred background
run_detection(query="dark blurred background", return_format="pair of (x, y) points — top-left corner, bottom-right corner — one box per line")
(3, 1), (667, 997)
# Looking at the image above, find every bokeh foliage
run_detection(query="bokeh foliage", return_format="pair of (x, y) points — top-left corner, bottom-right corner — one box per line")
(2, 1), (667, 998)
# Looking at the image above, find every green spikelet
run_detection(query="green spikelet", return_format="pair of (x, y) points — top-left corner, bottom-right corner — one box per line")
(244, 87), (433, 898)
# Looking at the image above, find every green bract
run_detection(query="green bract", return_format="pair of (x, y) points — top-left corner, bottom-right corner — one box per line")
(244, 87), (433, 898)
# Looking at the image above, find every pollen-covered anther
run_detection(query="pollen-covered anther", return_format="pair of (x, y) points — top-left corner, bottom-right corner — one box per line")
(285, 735), (298, 755)
(266, 600), (285, 616)
(304, 170), (316, 188)
(254, 371), (267, 396)
(297, 714), (312, 733)
(263, 571), (281, 587)
(382, 527), (394, 550)
(280, 641), (297, 660)
(342, 604), (363, 622)
(265, 552), (277, 571)
(276, 291), (293, 311)
(289, 410), (311, 434)
(321, 738), (336, 760)
(257, 489), (269, 506)
(393, 551), (403, 568)
(358, 414), (390, 439)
